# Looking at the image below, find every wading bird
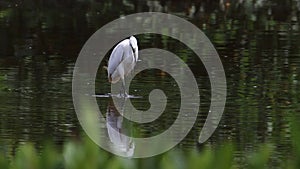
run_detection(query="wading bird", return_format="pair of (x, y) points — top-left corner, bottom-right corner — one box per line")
(107, 36), (138, 97)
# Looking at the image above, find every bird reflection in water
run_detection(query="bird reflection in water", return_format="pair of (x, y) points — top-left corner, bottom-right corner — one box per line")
(106, 98), (135, 157)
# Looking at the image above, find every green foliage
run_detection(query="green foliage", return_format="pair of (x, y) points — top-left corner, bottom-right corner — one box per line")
(188, 149), (214, 169)
(0, 9), (12, 19)
(186, 144), (235, 169)
(0, 120), (299, 169)
(246, 144), (274, 169)
(40, 143), (62, 169)
(0, 153), (9, 169)
(291, 117), (300, 169)
(11, 143), (39, 169)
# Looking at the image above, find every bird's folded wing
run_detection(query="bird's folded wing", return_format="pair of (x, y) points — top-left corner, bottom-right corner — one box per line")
(108, 45), (124, 76)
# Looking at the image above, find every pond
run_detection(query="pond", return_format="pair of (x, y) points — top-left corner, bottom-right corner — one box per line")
(0, 0), (300, 166)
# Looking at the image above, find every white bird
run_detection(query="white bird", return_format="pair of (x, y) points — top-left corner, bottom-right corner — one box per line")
(107, 36), (138, 97)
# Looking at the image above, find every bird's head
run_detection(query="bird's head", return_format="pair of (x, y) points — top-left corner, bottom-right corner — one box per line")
(129, 36), (138, 51)
(129, 36), (138, 62)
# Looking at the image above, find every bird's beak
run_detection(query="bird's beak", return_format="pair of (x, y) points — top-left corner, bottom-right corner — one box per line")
(134, 53), (137, 62)
(133, 50), (138, 62)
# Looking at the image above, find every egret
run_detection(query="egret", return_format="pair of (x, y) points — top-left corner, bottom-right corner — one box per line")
(107, 36), (138, 97)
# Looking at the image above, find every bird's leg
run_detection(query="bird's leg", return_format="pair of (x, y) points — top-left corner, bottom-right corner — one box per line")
(119, 83), (123, 98)
(121, 78), (128, 98)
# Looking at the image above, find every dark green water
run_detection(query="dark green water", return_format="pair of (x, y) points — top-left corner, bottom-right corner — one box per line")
(0, 0), (300, 166)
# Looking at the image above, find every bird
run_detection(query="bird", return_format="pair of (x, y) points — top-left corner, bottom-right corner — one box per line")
(107, 36), (138, 97)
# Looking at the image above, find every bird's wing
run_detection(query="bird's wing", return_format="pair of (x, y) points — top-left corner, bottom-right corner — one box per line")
(108, 45), (124, 77)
